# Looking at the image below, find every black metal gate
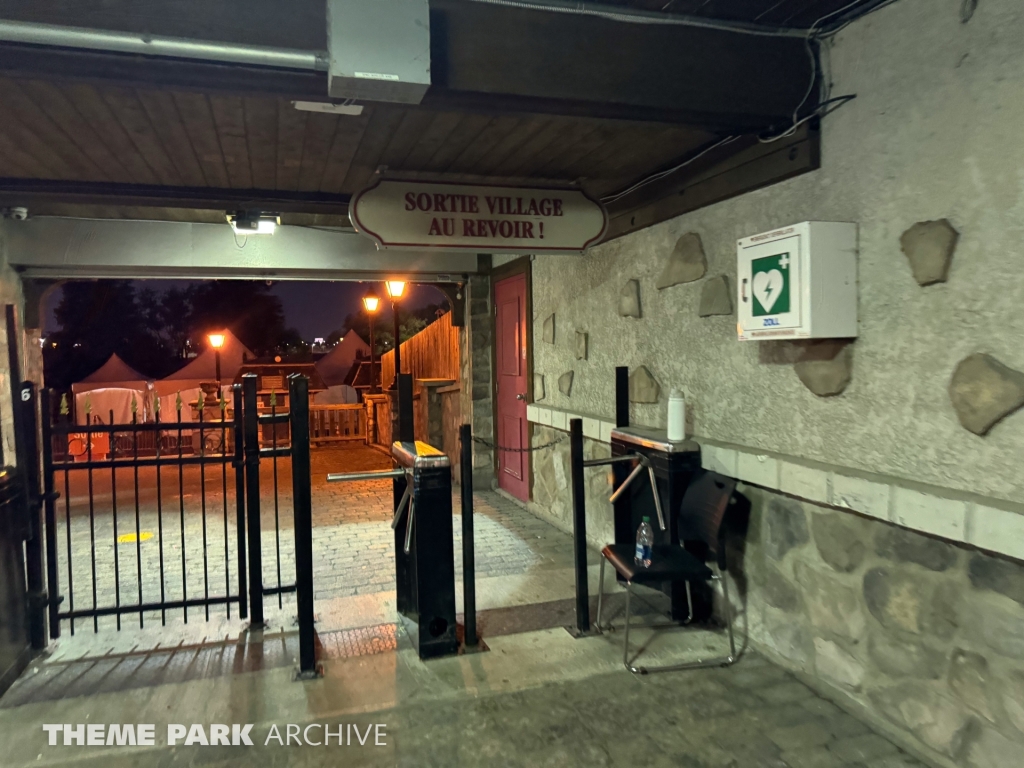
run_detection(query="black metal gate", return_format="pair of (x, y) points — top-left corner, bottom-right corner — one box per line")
(34, 372), (315, 662)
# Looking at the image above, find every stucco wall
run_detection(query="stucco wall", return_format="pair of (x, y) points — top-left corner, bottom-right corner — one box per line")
(531, 0), (1024, 506)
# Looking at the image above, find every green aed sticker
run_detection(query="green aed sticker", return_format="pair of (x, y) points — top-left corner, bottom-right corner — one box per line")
(751, 252), (791, 317)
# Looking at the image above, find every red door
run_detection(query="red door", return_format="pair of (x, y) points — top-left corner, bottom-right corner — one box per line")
(494, 273), (530, 501)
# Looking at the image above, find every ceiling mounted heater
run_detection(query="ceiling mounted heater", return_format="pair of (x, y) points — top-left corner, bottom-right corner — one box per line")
(326, 0), (431, 105)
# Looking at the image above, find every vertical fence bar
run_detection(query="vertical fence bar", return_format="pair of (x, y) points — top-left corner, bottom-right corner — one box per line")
(398, 373), (414, 444)
(233, 384), (248, 620)
(87, 409), (97, 632)
(221, 394), (230, 620)
(199, 404), (210, 621)
(176, 407), (187, 623)
(155, 404), (166, 626)
(243, 374), (264, 626)
(18, 382), (47, 648)
(459, 424), (477, 648)
(110, 410), (121, 631)
(289, 375), (317, 675)
(569, 418), (590, 634)
(132, 410), (143, 628)
(40, 389), (60, 639)
(271, 391), (282, 608)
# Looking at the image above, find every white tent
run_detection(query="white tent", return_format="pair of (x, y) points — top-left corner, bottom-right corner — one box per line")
(72, 353), (149, 394)
(157, 330), (254, 396)
(315, 329), (370, 387)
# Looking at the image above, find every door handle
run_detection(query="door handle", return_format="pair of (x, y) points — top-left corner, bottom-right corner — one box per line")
(741, 278), (748, 302)
(516, 393), (527, 401)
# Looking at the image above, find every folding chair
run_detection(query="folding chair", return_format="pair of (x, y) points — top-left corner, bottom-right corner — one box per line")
(596, 470), (739, 674)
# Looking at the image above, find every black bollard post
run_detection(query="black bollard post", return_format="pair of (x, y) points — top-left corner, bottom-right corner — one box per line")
(615, 366), (630, 428)
(459, 424), (477, 648)
(398, 373), (414, 443)
(569, 418), (590, 635)
(242, 374), (263, 626)
(289, 375), (318, 676)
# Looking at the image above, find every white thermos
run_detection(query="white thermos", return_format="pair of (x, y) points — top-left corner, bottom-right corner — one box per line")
(667, 388), (686, 442)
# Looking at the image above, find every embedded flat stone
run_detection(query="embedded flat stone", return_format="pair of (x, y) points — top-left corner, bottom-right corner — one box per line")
(811, 511), (870, 573)
(558, 371), (574, 397)
(628, 365), (659, 403)
(874, 525), (957, 572)
(698, 274), (733, 316)
(542, 313), (555, 344)
(534, 374), (545, 401)
(968, 552), (1024, 606)
(618, 279), (641, 317)
(949, 353), (1024, 435)
(764, 497), (809, 560)
(657, 232), (706, 288)
(900, 219), (958, 285)
(574, 330), (587, 360)
(867, 632), (947, 680)
(795, 343), (853, 397)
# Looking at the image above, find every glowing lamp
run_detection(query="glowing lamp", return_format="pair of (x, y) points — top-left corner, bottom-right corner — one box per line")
(385, 280), (406, 300)
(208, 333), (226, 349)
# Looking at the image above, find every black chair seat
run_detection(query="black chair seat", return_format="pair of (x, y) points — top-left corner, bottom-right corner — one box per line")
(602, 543), (713, 584)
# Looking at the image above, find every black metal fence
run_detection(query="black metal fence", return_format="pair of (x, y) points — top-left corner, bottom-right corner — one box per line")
(35, 373), (315, 664)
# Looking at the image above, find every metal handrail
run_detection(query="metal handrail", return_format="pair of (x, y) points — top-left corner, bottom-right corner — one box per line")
(585, 452), (666, 532)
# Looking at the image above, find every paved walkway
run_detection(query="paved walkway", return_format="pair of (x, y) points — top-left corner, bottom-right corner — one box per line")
(4, 442), (926, 767)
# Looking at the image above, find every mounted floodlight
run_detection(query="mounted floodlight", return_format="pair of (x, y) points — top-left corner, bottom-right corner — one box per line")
(385, 280), (406, 300)
(208, 332), (226, 349)
(227, 210), (279, 235)
(293, 100), (364, 116)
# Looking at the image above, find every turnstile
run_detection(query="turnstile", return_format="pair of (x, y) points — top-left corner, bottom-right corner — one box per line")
(392, 441), (458, 659)
(326, 439), (458, 660)
(609, 426), (705, 622)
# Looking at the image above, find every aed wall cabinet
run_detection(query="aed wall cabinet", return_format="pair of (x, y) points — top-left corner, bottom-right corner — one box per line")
(737, 221), (858, 341)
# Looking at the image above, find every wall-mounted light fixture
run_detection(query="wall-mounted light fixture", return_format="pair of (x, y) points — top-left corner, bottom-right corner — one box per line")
(227, 210), (280, 235)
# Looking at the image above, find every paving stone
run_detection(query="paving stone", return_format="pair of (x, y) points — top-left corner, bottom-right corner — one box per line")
(779, 747), (843, 768)
(828, 733), (899, 763)
(768, 722), (833, 751)
(755, 681), (814, 705)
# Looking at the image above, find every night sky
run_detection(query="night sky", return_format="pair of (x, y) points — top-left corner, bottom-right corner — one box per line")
(43, 280), (448, 339)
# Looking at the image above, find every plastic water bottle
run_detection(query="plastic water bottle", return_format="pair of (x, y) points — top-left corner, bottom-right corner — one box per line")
(635, 516), (653, 568)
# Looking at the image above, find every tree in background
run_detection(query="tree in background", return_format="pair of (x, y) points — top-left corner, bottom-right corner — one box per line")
(44, 280), (303, 390)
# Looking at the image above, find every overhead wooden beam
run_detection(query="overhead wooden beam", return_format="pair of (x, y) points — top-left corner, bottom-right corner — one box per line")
(427, 0), (815, 132)
(0, 178), (351, 216)
(601, 123), (820, 241)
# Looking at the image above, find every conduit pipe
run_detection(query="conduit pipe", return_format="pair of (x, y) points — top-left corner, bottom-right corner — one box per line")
(0, 19), (329, 71)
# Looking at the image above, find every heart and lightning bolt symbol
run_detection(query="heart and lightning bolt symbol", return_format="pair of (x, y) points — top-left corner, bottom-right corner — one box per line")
(752, 269), (784, 312)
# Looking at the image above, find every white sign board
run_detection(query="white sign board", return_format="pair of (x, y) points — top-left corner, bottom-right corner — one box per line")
(349, 179), (607, 253)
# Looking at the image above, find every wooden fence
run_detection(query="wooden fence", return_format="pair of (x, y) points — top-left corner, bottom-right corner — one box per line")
(380, 311), (460, 387)
(309, 404), (366, 444)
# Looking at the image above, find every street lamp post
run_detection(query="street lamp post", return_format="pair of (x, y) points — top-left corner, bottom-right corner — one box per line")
(208, 332), (226, 389)
(385, 280), (406, 390)
(362, 288), (381, 393)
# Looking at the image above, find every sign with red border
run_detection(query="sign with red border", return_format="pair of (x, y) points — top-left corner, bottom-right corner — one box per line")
(349, 179), (607, 253)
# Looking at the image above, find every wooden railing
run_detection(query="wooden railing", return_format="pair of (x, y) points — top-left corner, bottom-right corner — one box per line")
(309, 404), (366, 443)
(380, 311), (460, 387)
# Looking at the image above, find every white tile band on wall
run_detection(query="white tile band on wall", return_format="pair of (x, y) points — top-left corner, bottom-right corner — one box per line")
(526, 403), (1024, 564)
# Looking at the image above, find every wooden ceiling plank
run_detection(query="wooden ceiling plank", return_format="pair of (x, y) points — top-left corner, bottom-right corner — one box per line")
(294, 111), (338, 193)
(317, 108), (372, 194)
(135, 90), (208, 188)
(171, 92), (230, 190)
(536, 120), (625, 181)
(423, 113), (492, 174)
(0, 129), (58, 179)
(470, 115), (554, 177)
(0, 113), (78, 179)
(18, 79), (135, 183)
(0, 78), (110, 181)
(60, 83), (161, 185)
(275, 100), (308, 191)
(525, 120), (605, 181)
(208, 95), (253, 189)
(379, 110), (437, 171)
(492, 117), (576, 179)
(339, 106), (406, 194)
(97, 86), (184, 186)
(242, 96), (280, 191)
(445, 116), (523, 175)
(400, 112), (465, 172)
